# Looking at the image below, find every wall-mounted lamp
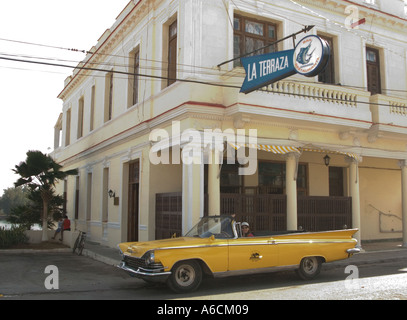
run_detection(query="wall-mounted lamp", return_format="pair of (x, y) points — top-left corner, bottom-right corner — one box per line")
(108, 189), (116, 198)
(323, 154), (331, 167)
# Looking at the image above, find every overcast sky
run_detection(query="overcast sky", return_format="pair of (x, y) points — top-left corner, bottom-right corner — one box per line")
(0, 0), (130, 194)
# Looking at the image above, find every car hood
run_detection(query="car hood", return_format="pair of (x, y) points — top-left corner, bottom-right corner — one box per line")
(118, 237), (208, 257)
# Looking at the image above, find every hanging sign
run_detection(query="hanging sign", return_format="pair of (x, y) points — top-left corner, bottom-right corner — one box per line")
(240, 35), (330, 94)
(240, 49), (296, 94)
(293, 35), (330, 77)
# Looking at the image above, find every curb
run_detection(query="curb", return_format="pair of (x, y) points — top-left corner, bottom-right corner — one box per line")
(323, 248), (407, 271)
(0, 248), (72, 254)
(82, 248), (121, 266)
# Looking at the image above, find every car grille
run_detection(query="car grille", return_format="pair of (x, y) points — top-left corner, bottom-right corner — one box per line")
(123, 255), (163, 270)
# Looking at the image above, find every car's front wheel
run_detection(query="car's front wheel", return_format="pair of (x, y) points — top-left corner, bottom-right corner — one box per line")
(167, 260), (202, 293)
(296, 256), (322, 280)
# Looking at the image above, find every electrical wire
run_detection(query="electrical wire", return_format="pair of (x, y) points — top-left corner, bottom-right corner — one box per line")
(0, 55), (241, 90)
(2, 49), (405, 94)
(2, 37), (406, 95)
(1, 53), (406, 111)
(0, 0), (406, 101)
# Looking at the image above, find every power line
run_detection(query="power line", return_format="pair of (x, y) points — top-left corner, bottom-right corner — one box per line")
(0, 51), (234, 79)
(1, 54), (405, 110)
(0, 37), (224, 74)
(0, 55), (241, 90)
(1, 34), (407, 94)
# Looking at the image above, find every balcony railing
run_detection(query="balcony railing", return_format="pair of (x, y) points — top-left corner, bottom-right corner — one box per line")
(231, 79), (373, 127)
(370, 94), (407, 127)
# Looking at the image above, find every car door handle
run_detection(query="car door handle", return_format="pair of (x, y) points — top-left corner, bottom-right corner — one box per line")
(268, 240), (276, 245)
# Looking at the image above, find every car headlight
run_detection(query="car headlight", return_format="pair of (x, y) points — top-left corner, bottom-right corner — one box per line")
(144, 250), (155, 265)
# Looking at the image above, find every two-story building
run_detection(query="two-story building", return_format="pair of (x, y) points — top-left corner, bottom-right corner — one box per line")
(52, 0), (407, 249)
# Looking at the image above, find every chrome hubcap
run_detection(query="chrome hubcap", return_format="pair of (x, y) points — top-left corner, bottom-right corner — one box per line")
(175, 265), (195, 287)
(303, 257), (317, 274)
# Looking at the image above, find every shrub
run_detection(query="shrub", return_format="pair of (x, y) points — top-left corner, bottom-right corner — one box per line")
(0, 226), (28, 248)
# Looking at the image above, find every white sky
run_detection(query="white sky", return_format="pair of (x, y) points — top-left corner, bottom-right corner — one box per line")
(0, 0), (130, 194)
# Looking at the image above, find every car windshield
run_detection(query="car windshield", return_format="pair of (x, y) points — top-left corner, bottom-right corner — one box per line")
(184, 216), (235, 239)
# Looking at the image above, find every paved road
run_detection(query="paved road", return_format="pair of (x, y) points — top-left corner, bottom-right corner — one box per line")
(1, 252), (406, 301)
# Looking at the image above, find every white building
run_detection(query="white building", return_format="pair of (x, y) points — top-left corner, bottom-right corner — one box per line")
(52, 0), (407, 248)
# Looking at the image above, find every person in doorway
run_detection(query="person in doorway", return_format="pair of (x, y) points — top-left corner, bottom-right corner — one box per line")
(52, 217), (63, 240)
(60, 215), (71, 241)
(241, 222), (254, 237)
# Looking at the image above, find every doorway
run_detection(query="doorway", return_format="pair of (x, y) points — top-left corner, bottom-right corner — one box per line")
(329, 166), (344, 197)
(128, 160), (140, 241)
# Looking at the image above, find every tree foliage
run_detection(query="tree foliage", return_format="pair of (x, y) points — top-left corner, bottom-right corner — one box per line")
(0, 186), (30, 216)
(7, 189), (64, 230)
(13, 150), (77, 241)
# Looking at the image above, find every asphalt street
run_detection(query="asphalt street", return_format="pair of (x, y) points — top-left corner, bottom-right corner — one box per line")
(0, 248), (407, 301)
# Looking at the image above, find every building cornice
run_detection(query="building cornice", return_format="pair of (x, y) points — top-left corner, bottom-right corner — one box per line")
(296, 0), (407, 29)
(54, 98), (407, 167)
(57, 0), (156, 101)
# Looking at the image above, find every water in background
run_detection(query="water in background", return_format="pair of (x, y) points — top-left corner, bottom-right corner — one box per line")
(0, 220), (41, 230)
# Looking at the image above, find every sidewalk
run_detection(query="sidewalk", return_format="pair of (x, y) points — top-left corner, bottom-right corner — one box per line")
(81, 239), (407, 268)
(82, 241), (122, 266)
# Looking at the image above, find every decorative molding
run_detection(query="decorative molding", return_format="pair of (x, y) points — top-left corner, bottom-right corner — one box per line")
(398, 159), (407, 169)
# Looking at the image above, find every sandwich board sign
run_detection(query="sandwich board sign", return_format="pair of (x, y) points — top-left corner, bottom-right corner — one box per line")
(240, 35), (330, 94)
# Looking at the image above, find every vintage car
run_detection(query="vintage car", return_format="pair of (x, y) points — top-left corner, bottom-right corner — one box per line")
(117, 215), (360, 293)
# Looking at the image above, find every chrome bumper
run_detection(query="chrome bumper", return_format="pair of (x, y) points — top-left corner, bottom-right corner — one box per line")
(346, 248), (361, 254)
(117, 261), (171, 281)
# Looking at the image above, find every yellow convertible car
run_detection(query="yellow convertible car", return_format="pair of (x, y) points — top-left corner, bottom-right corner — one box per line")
(117, 215), (360, 293)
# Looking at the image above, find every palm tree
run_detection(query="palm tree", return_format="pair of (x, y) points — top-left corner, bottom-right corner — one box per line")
(13, 150), (78, 241)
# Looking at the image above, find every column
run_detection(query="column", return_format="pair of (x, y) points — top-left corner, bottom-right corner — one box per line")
(399, 160), (407, 247)
(182, 147), (204, 234)
(285, 152), (300, 230)
(347, 156), (362, 248)
(208, 149), (220, 215)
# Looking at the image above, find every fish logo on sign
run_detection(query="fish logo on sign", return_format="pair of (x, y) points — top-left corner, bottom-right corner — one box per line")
(240, 35), (330, 94)
(295, 42), (315, 65)
(293, 35), (330, 77)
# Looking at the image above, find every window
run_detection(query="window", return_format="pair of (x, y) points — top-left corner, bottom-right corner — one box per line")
(220, 163), (242, 193)
(128, 48), (140, 107)
(329, 167), (344, 196)
(259, 162), (285, 194)
(90, 85), (95, 131)
(102, 167), (109, 222)
(65, 108), (71, 146)
(167, 20), (177, 86)
(86, 172), (92, 221)
(77, 96), (84, 139)
(318, 35), (335, 84)
(364, 0), (375, 4)
(54, 113), (62, 149)
(63, 179), (67, 214)
(75, 176), (80, 220)
(258, 161), (307, 195)
(104, 71), (114, 122)
(404, 0), (407, 15)
(366, 47), (381, 94)
(233, 15), (277, 67)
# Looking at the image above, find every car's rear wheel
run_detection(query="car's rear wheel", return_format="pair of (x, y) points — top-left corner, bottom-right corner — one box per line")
(167, 260), (202, 293)
(296, 256), (322, 280)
